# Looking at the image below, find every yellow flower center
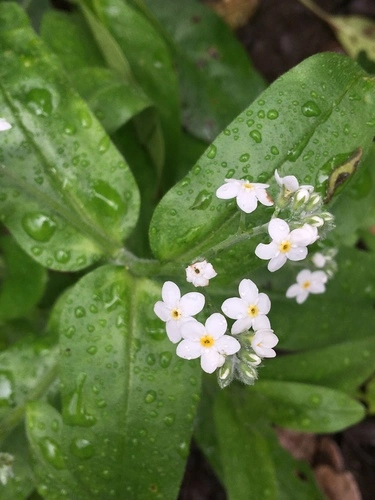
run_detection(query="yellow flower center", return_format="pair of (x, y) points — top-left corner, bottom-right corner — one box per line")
(302, 280), (311, 289)
(200, 335), (215, 348)
(170, 308), (181, 320)
(279, 240), (291, 253)
(247, 304), (259, 317)
(243, 182), (254, 190)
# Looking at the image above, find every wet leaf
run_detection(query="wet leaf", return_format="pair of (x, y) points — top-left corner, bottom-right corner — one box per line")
(0, 235), (47, 321)
(142, 0), (265, 142)
(150, 53), (375, 284)
(54, 265), (201, 498)
(250, 381), (365, 433)
(0, 3), (140, 271)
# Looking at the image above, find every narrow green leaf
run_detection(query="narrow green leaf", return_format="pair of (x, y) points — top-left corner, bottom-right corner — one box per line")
(150, 53), (375, 284)
(0, 3), (140, 271)
(142, 0), (266, 142)
(56, 265), (201, 498)
(251, 381), (365, 433)
(0, 235), (47, 321)
(261, 337), (375, 394)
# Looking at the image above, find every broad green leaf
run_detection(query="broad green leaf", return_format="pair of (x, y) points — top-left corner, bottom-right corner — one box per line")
(0, 334), (58, 438)
(41, 10), (152, 135)
(56, 265), (201, 498)
(0, 424), (35, 499)
(261, 337), (375, 394)
(298, 0), (375, 62)
(141, 0), (266, 142)
(79, 0), (180, 174)
(250, 381), (365, 433)
(0, 3), (140, 271)
(269, 247), (375, 350)
(26, 402), (87, 499)
(150, 53), (375, 284)
(0, 235), (47, 321)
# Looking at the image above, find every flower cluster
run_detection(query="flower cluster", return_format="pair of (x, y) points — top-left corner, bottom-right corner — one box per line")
(154, 168), (335, 387)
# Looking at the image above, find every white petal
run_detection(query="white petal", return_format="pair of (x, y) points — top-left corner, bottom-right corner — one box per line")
(274, 169), (283, 186)
(153, 301), (171, 322)
(176, 339), (202, 360)
(313, 270), (328, 283)
(268, 218), (290, 241)
(286, 284), (300, 298)
(162, 281), (180, 307)
(296, 269), (312, 284)
(296, 290), (309, 304)
(180, 292), (205, 316)
(287, 246), (308, 262)
(290, 227), (315, 246)
(231, 317), (252, 334)
(268, 253), (287, 272)
(216, 180), (241, 199)
(309, 282), (326, 294)
(255, 242), (278, 260)
(312, 253), (326, 268)
(215, 335), (241, 355)
(256, 187), (274, 207)
(0, 118), (12, 131)
(180, 320), (205, 341)
(252, 315), (271, 330)
(239, 279), (259, 304)
(200, 349), (221, 373)
(205, 313), (227, 339)
(236, 190), (258, 213)
(166, 321), (183, 343)
(221, 297), (247, 319)
(203, 263), (217, 279)
(257, 293), (271, 314)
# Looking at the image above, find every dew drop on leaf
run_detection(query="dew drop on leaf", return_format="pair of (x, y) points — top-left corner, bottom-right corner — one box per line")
(267, 109), (279, 120)
(144, 390), (157, 404)
(25, 88), (53, 117)
(39, 437), (65, 469)
(301, 101), (321, 117)
(163, 413), (175, 426)
(159, 351), (172, 368)
(22, 213), (57, 242)
(69, 438), (95, 459)
(206, 144), (217, 159)
(98, 135), (110, 154)
(239, 153), (250, 162)
(74, 306), (86, 318)
(249, 130), (262, 143)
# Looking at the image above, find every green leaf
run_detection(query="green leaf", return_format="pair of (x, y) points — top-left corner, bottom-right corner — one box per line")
(261, 337), (375, 394)
(0, 334), (58, 440)
(141, 0), (266, 142)
(150, 53), (375, 283)
(55, 265), (201, 498)
(0, 235), (47, 321)
(250, 381), (365, 433)
(269, 247), (375, 350)
(79, 0), (180, 173)
(0, 3), (140, 271)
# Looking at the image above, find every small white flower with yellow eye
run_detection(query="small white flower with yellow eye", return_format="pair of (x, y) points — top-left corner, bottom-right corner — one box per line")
(255, 218), (318, 272)
(275, 169), (313, 195)
(216, 178), (273, 213)
(286, 269), (328, 304)
(0, 118), (12, 131)
(154, 281), (205, 343)
(186, 260), (217, 287)
(251, 329), (279, 358)
(177, 313), (240, 374)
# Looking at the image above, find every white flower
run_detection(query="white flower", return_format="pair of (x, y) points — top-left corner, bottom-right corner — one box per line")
(177, 313), (240, 373)
(0, 118), (12, 131)
(255, 218), (318, 272)
(312, 252), (327, 268)
(154, 281), (205, 343)
(186, 260), (217, 287)
(221, 278), (271, 334)
(275, 169), (313, 195)
(0, 453), (14, 485)
(286, 269), (328, 304)
(251, 329), (279, 358)
(216, 178), (273, 213)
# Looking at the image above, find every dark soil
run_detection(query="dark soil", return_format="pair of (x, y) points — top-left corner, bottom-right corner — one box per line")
(181, 1), (375, 499)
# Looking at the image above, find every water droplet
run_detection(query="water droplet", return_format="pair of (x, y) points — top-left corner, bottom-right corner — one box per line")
(287, 133), (311, 162)
(301, 101), (321, 117)
(270, 146), (279, 155)
(70, 438), (95, 459)
(87, 346), (97, 355)
(246, 119), (254, 127)
(146, 354), (156, 366)
(309, 394), (322, 407)
(206, 144), (217, 159)
(98, 136), (110, 154)
(159, 352), (172, 368)
(89, 180), (125, 219)
(54, 250), (71, 264)
(163, 413), (175, 426)
(267, 109), (279, 120)
(249, 130), (262, 143)
(90, 305), (98, 313)
(144, 390), (157, 404)
(177, 441), (189, 459)
(344, 124), (350, 135)
(192, 165), (201, 175)
(190, 190), (212, 210)
(26, 88), (53, 117)
(64, 124), (76, 135)
(75, 306), (86, 318)
(79, 110), (92, 128)
(63, 326), (75, 339)
(239, 153), (250, 163)
(62, 373), (97, 427)
(257, 110), (265, 119)
(39, 437), (65, 469)
(22, 213), (57, 242)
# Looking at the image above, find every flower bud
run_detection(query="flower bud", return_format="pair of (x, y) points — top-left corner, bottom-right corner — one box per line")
(236, 361), (258, 385)
(217, 357), (235, 389)
(320, 211), (334, 222)
(291, 188), (311, 212)
(305, 193), (322, 211)
(238, 349), (262, 366)
(305, 215), (324, 227)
